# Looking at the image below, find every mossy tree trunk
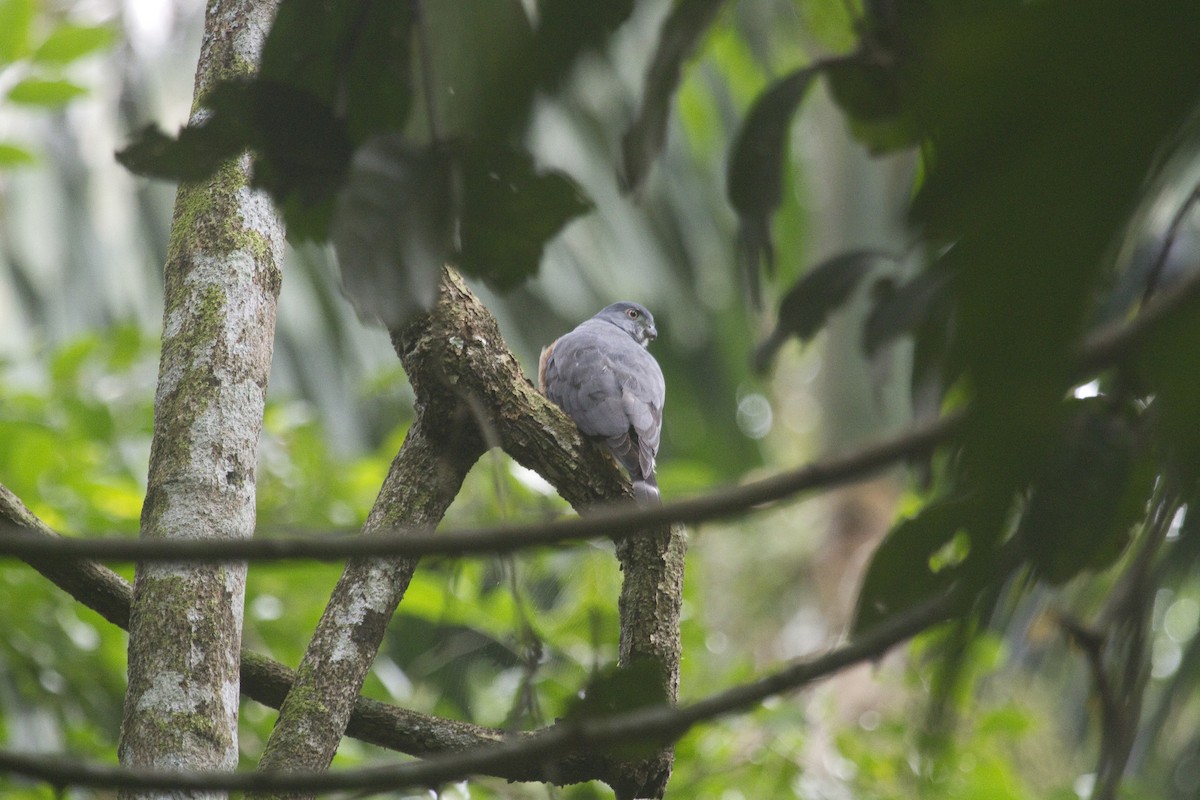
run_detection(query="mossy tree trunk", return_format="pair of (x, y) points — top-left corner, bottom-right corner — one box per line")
(117, 1), (283, 796)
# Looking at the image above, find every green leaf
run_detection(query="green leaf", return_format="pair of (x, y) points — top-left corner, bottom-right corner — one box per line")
(0, 142), (36, 167)
(0, 0), (34, 63)
(7, 77), (87, 106)
(32, 23), (116, 65)
(330, 136), (454, 328)
(753, 249), (895, 373)
(853, 497), (977, 635)
(620, 0), (725, 191)
(458, 145), (592, 290)
(726, 66), (818, 304)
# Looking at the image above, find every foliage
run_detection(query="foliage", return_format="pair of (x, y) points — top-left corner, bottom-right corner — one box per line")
(7, 0), (1200, 796)
(0, 0), (116, 166)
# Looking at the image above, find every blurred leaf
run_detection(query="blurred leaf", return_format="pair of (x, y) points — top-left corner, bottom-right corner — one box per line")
(1018, 401), (1143, 584)
(0, 142), (36, 167)
(531, 0), (636, 90)
(384, 613), (521, 720)
(863, 269), (951, 357)
(32, 23), (115, 65)
(117, 80), (352, 237)
(906, 0), (1200, 509)
(754, 249), (894, 372)
(7, 77), (87, 106)
(259, 0), (412, 146)
(459, 145), (592, 289)
(823, 55), (916, 153)
(727, 66), (818, 305)
(621, 0), (725, 191)
(0, 0), (34, 62)
(331, 136), (453, 328)
(563, 658), (669, 759)
(418, 0), (631, 146)
(854, 497), (978, 635)
(1134, 292), (1200, 484)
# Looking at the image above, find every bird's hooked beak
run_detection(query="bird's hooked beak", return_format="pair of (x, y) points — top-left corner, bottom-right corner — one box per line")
(643, 324), (658, 345)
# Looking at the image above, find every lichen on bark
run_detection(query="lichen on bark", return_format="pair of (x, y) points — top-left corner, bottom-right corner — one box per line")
(117, 0), (284, 796)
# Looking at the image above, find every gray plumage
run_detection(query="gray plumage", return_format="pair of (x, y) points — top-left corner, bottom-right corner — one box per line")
(539, 302), (665, 505)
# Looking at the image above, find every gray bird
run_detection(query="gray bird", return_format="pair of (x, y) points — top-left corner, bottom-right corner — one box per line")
(539, 302), (665, 505)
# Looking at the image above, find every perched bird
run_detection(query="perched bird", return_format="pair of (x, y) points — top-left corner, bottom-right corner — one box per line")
(539, 302), (665, 505)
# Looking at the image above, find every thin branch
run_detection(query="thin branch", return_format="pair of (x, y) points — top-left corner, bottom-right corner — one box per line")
(6, 259), (1200, 567)
(0, 591), (954, 795)
(0, 412), (957, 563)
(0, 482), (613, 786)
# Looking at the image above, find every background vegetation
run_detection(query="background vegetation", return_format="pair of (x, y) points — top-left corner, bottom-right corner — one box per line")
(2, 0), (1200, 797)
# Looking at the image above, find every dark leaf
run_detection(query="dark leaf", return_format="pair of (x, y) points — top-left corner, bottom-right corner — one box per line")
(532, 0), (636, 91)
(620, 0), (725, 191)
(1018, 401), (1143, 584)
(116, 123), (245, 183)
(863, 269), (951, 357)
(458, 145), (592, 289)
(1135, 294), (1200, 485)
(259, 0), (414, 146)
(563, 658), (670, 760)
(754, 249), (894, 373)
(905, 0), (1200, 506)
(727, 66), (818, 305)
(853, 496), (977, 635)
(331, 136), (454, 328)
(822, 55), (916, 153)
(117, 80), (353, 238)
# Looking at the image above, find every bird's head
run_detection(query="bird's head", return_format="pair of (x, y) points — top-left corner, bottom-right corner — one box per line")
(597, 301), (658, 347)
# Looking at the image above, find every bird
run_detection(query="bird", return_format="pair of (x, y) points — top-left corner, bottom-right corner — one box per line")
(539, 301), (666, 506)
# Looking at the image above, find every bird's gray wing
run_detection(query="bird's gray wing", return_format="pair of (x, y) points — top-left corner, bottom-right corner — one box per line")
(542, 321), (665, 501)
(542, 325), (630, 440)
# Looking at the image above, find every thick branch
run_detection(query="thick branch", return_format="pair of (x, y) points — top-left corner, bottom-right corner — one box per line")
(256, 414), (485, 785)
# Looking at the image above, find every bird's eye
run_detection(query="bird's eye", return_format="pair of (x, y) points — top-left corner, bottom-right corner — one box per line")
(626, 308), (639, 320)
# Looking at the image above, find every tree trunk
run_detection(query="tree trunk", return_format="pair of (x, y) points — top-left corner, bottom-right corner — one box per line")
(117, 1), (283, 796)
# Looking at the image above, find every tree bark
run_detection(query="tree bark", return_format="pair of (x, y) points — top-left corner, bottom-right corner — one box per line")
(117, 0), (283, 796)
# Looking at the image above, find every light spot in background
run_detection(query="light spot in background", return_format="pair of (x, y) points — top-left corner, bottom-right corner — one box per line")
(736, 393), (773, 439)
(1165, 596), (1200, 642)
(250, 594), (283, 621)
(1152, 637), (1183, 679)
(1072, 379), (1101, 399)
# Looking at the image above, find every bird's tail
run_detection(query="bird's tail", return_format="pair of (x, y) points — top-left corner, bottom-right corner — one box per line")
(633, 477), (661, 507)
